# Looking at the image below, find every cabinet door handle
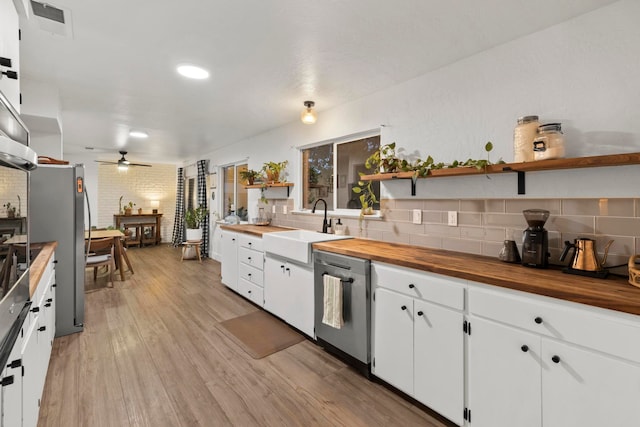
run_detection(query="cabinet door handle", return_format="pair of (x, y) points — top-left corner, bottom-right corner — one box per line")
(551, 355), (561, 364)
(285, 268), (290, 272)
(408, 284), (415, 289)
(248, 242), (252, 246)
(417, 311), (424, 316)
(248, 290), (252, 294)
(44, 303), (51, 308)
(401, 305), (407, 311)
(534, 317), (543, 324)
(248, 257), (251, 260)
(38, 326), (46, 332)
(30, 307), (40, 313)
(521, 345), (529, 352)
(46, 298), (53, 303)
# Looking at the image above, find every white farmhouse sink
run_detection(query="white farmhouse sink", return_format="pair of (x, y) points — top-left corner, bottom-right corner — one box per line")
(263, 229), (352, 264)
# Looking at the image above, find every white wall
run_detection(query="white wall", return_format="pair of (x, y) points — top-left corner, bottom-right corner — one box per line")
(194, 0), (640, 220)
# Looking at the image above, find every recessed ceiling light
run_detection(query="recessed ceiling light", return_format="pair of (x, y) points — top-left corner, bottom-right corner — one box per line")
(129, 130), (149, 138)
(177, 64), (210, 80)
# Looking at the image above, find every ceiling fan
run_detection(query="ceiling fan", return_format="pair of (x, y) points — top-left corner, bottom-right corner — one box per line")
(95, 151), (151, 169)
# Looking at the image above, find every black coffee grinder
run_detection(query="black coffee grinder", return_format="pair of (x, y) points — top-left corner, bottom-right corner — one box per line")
(522, 209), (550, 268)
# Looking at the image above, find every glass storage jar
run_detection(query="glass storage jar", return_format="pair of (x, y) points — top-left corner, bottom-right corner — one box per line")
(533, 123), (565, 161)
(513, 115), (540, 162)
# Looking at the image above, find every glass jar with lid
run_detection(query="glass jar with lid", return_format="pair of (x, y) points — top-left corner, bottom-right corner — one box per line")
(533, 123), (565, 161)
(513, 115), (540, 162)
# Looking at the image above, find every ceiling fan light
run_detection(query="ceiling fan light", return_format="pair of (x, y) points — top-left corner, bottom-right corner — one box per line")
(177, 64), (210, 80)
(301, 101), (317, 125)
(117, 164), (128, 171)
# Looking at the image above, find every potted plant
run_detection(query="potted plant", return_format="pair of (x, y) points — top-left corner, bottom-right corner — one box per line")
(185, 205), (209, 241)
(262, 160), (288, 183)
(239, 169), (263, 185)
(124, 201), (136, 216)
(3, 202), (15, 218)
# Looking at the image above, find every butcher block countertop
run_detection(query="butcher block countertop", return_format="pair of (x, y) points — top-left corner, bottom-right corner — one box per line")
(219, 224), (294, 237)
(313, 238), (640, 317)
(30, 241), (57, 298)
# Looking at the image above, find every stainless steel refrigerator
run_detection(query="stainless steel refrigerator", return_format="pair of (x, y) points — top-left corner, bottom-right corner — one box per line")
(30, 164), (85, 336)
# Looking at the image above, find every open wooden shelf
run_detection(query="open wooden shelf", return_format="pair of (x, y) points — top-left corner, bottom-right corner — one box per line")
(359, 152), (640, 195)
(245, 182), (294, 197)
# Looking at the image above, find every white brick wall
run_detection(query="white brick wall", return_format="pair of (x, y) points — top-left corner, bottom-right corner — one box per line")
(0, 168), (27, 217)
(97, 164), (177, 242)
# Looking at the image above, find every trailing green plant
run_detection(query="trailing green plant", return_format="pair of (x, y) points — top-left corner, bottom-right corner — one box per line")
(352, 174), (379, 220)
(185, 205), (209, 229)
(365, 142), (400, 174)
(239, 169), (263, 185)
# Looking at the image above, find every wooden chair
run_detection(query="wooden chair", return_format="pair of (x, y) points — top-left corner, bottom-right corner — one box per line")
(85, 238), (116, 287)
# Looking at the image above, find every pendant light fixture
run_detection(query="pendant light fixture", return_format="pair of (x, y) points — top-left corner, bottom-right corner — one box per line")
(300, 101), (317, 125)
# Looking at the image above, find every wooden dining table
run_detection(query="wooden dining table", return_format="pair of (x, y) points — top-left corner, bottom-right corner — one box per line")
(85, 229), (134, 281)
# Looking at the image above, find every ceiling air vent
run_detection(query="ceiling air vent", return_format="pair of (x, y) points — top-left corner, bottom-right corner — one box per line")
(28, 1), (73, 38)
(30, 1), (65, 24)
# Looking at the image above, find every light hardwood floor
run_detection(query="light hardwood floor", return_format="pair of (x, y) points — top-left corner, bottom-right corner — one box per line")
(39, 245), (453, 427)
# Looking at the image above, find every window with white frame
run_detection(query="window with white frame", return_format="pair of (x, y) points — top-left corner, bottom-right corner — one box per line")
(301, 134), (380, 211)
(222, 162), (248, 221)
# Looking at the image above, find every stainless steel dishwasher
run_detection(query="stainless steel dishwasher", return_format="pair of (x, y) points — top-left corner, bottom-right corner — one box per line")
(314, 250), (371, 374)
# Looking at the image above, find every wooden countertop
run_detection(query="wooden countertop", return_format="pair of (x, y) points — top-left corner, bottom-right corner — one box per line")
(219, 224), (294, 237)
(29, 241), (57, 298)
(313, 238), (640, 317)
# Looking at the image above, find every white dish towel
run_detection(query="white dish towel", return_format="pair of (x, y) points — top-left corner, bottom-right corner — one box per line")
(322, 274), (344, 329)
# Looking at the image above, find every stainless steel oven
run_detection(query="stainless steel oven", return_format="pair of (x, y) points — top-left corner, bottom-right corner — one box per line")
(0, 89), (37, 369)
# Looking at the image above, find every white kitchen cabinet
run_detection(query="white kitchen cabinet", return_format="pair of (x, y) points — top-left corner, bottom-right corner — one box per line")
(414, 300), (464, 426)
(542, 339), (640, 427)
(0, 0), (20, 109)
(220, 230), (238, 291)
(237, 234), (264, 307)
(372, 262), (465, 426)
(264, 254), (314, 337)
(372, 288), (414, 393)
(21, 253), (56, 427)
(467, 316), (541, 427)
(1, 329), (23, 427)
(468, 283), (640, 427)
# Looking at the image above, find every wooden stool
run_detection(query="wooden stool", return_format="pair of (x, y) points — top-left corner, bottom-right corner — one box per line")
(181, 240), (202, 262)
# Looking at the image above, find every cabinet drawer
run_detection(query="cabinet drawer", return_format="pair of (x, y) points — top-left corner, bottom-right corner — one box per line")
(239, 263), (263, 287)
(372, 262), (465, 310)
(238, 234), (263, 252)
(238, 278), (264, 307)
(238, 247), (264, 270)
(469, 284), (640, 363)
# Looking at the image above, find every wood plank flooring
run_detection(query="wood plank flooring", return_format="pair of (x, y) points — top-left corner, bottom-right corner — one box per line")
(38, 245), (452, 427)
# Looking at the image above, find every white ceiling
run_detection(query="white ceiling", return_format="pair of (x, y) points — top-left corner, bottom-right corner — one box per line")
(17, 0), (618, 164)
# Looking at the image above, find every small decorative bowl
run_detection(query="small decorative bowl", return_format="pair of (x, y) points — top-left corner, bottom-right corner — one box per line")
(252, 218), (271, 226)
